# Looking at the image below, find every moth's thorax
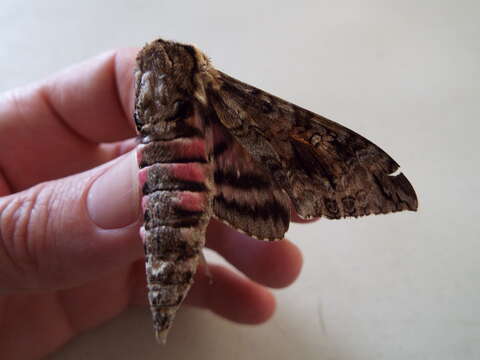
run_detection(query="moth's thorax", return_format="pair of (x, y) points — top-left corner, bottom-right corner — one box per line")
(134, 40), (218, 136)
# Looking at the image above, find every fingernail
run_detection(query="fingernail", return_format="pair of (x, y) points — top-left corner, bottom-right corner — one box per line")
(87, 151), (140, 229)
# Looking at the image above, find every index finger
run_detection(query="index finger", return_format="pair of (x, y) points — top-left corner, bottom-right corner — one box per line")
(0, 48), (139, 191)
(0, 48), (138, 147)
(40, 47), (138, 143)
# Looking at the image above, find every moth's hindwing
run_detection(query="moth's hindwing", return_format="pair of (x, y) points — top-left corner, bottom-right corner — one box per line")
(211, 119), (290, 240)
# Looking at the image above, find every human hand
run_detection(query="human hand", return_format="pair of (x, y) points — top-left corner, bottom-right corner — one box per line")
(0, 49), (304, 359)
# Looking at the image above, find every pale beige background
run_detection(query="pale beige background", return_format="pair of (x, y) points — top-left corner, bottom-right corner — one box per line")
(1, 1), (479, 359)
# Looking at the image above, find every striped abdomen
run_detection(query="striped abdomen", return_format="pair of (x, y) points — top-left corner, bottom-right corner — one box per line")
(137, 112), (213, 343)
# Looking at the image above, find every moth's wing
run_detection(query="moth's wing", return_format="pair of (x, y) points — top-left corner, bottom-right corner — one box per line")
(209, 71), (418, 220)
(210, 118), (291, 240)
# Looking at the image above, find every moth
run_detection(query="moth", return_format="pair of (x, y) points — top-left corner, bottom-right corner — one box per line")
(134, 38), (418, 343)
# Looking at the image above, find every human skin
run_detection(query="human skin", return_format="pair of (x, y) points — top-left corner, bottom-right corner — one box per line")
(0, 48), (307, 359)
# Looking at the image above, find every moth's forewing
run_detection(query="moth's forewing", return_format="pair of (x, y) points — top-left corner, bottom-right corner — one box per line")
(210, 71), (418, 220)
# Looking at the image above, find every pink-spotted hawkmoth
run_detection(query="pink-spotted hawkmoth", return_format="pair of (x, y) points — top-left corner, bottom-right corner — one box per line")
(134, 38), (418, 343)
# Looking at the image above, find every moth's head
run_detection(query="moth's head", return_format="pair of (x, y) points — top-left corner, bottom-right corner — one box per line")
(136, 39), (201, 77)
(133, 39), (212, 134)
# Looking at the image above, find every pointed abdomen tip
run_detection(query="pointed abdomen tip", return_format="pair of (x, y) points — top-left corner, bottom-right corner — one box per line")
(155, 330), (169, 345)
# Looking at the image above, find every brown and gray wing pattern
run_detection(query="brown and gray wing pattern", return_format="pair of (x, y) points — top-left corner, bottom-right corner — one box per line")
(211, 118), (290, 240)
(209, 71), (418, 220)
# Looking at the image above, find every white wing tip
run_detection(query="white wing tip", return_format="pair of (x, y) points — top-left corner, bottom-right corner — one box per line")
(388, 167), (402, 177)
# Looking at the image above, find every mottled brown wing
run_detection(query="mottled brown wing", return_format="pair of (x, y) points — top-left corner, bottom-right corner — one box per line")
(210, 114), (290, 240)
(208, 71), (418, 220)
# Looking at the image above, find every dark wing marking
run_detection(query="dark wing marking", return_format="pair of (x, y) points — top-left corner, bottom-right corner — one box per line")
(209, 71), (418, 219)
(210, 118), (290, 240)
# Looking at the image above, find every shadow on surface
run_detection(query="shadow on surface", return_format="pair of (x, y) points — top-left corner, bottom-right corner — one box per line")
(46, 303), (347, 360)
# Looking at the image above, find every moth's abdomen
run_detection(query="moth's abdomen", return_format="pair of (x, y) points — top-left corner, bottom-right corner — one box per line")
(137, 131), (213, 343)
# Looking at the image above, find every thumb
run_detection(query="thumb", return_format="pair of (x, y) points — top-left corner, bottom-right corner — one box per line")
(0, 151), (142, 293)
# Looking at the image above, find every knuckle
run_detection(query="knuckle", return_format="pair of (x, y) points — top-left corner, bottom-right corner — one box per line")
(0, 184), (52, 286)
